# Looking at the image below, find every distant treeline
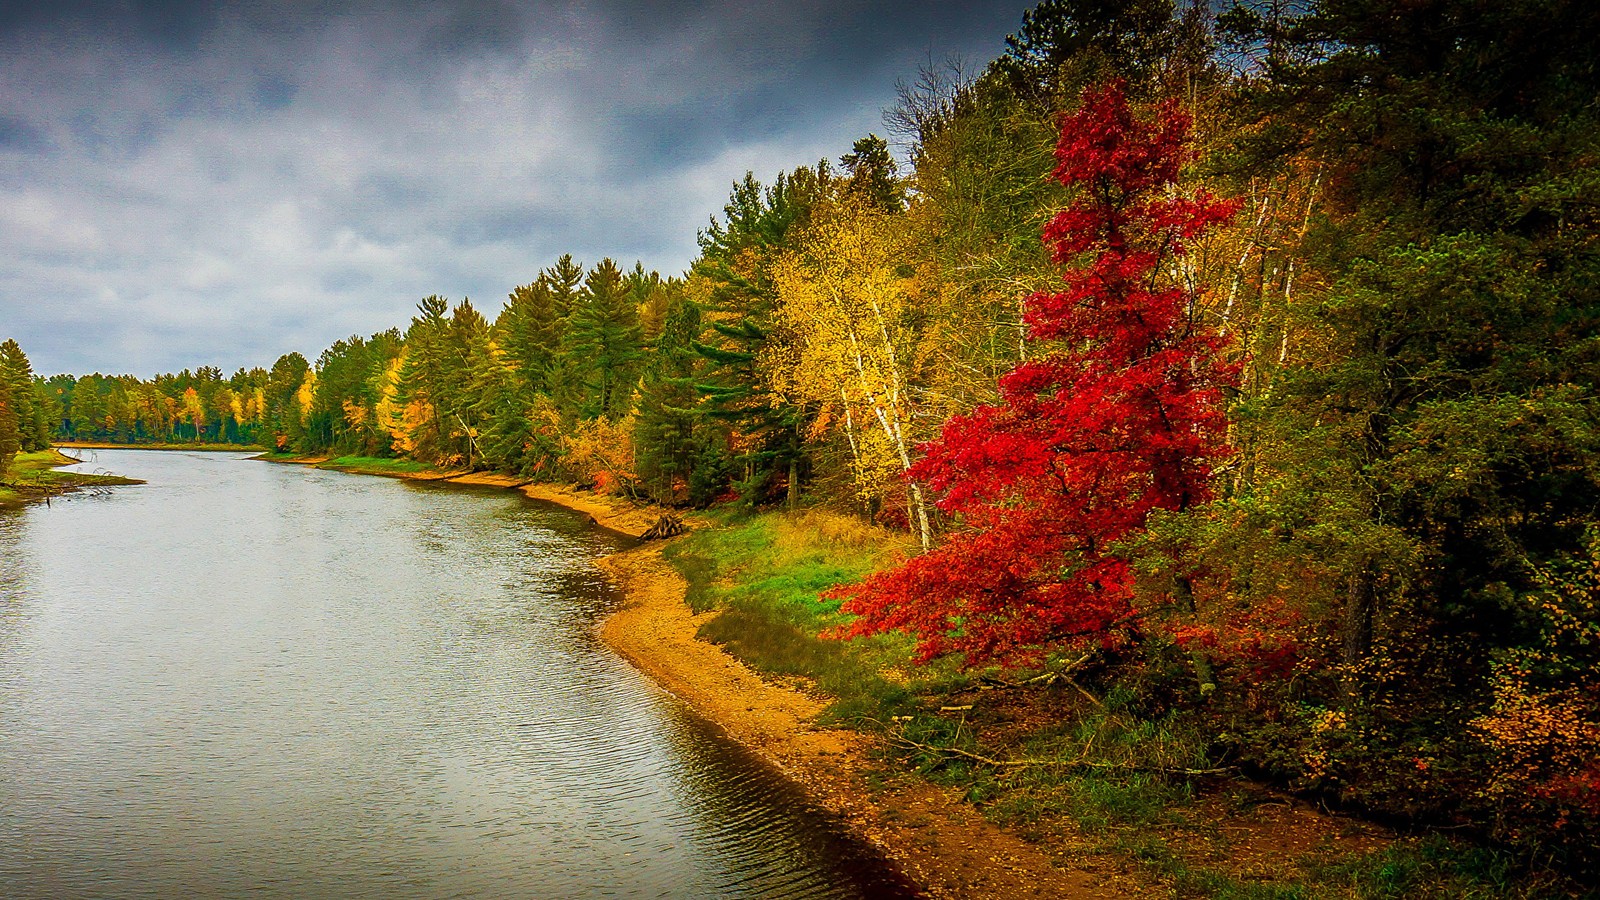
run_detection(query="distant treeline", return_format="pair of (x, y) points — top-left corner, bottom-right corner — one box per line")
(27, 0), (1600, 872)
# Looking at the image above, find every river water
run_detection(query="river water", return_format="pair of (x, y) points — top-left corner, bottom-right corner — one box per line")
(0, 450), (916, 899)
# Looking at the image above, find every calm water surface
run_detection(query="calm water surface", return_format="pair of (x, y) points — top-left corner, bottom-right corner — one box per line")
(0, 450), (916, 899)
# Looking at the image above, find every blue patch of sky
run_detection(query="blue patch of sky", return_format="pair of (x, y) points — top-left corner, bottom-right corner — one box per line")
(253, 75), (299, 111)
(0, 114), (50, 152)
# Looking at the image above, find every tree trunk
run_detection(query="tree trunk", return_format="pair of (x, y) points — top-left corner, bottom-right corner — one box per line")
(1341, 563), (1375, 695)
(787, 456), (799, 512)
(1174, 575), (1216, 697)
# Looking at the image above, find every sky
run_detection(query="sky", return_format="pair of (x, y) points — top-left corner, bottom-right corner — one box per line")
(0, 0), (1039, 377)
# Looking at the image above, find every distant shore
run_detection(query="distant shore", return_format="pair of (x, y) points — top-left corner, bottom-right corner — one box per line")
(54, 441), (266, 452)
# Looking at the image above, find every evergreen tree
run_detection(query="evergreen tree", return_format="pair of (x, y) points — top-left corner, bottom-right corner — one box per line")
(446, 300), (496, 467)
(0, 376), (19, 477)
(693, 166), (830, 507)
(990, 0), (1190, 104)
(496, 279), (562, 395)
(839, 134), (904, 213)
(0, 339), (48, 451)
(265, 353), (310, 451)
(634, 290), (706, 503)
(397, 296), (452, 462)
(540, 255), (587, 408)
(563, 259), (644, 420)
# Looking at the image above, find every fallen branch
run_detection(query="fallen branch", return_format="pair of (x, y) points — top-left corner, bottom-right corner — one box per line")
(978, 652), (1105, 708)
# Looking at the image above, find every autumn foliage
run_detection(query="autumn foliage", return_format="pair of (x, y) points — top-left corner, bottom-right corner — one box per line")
(829, 83), (1238, 667)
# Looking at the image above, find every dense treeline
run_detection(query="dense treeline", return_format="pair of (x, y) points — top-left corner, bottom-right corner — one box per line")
(39, 0), (1600, 871)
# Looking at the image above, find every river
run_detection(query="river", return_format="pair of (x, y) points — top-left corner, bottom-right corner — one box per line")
(0, 450), (917, 899)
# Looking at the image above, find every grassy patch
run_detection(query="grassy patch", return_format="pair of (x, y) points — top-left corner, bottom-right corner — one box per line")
(320, 455), (436, 475)
(662, 507), (937, 720)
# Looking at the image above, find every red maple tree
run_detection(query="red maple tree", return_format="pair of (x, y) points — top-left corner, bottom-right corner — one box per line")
(828, 82), (1240, 667)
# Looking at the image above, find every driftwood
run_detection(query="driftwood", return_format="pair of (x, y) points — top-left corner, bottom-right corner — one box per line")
(639, 514), (689, 540)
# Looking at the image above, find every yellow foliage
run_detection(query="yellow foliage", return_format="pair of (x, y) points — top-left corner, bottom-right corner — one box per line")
(372, 351), (408, 452)
(295, 371), (317, 426)
(562, 416), (636, 494)
(181, 386), (206, 427)
(394, 398), (433, 456)
(765, 198), (941, 545)
(341, 399), (368, 428)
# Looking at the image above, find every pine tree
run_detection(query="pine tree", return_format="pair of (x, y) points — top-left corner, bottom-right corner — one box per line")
(265, 353), (310, 450)
(0, 376), (20, 478)
(634, 291), (706, 503)
(563, 259), (644, 420)
(0, 339), (48, 451)
(497, 279), (562, 395)
(693, 165), (830, 507)
(839, 134), (904, 213)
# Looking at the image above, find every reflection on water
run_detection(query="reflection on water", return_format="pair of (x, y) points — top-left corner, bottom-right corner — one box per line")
(0, 451), (918, 899)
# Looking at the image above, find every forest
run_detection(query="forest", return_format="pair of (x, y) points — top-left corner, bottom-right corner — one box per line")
(9, 0), (1599, 881)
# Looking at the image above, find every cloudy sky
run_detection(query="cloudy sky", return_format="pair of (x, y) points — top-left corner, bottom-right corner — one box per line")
(0, 0), (1036, 376)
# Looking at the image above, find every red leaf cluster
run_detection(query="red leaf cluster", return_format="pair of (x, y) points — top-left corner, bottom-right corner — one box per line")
(828, 82), (1240, 667)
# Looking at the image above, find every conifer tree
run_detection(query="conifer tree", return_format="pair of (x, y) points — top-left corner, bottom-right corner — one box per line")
(265, 353), (310, 450)
(397, 296), (451, 462)
(693, 166), (830, 506)
(840, 134), (904, 213)
(634, 291), (706, 502)
(563, 258), (644, 420)
(497, 279), (562, 395)
(0, 376), (19, 478)
(0, 339), (48, 451)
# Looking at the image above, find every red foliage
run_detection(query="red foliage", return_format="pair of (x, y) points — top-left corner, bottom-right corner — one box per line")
(828, 82), (1239, 667)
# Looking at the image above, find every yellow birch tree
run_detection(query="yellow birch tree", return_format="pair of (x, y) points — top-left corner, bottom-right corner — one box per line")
(766, 200), (939, 549)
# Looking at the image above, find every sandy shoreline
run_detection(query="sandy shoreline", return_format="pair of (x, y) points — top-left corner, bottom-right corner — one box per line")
(492, 481), (1134, 898)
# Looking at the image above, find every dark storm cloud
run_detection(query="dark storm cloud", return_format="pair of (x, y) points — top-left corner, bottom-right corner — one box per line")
(0, 0), (1037, 375)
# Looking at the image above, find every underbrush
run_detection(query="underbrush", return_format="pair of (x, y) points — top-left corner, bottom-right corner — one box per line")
(657, 507), (1594, 899)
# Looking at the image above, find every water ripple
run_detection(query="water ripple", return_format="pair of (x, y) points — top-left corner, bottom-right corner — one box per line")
(0, 451), (917, 899)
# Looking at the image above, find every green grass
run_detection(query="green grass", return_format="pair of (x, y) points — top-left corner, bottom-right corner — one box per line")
(662, 507), (937, 721)
(320, 455), (436, 475)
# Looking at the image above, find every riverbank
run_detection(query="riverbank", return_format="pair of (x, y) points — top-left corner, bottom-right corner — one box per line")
(596, 537), (1139, 899)
(253, 455), (1546, 898)
(255, 453), (1136, 896)
(0, 448), (144, 508)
